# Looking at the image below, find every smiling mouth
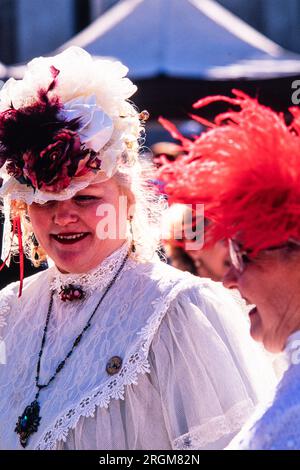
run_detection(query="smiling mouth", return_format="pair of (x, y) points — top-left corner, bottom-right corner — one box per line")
(241, 296), (257, 312)
(249, 306), (257, 316)
(51, 232), (90, 245)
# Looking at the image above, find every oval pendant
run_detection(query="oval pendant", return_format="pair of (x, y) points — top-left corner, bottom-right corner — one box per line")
(15, 400), (41, 448)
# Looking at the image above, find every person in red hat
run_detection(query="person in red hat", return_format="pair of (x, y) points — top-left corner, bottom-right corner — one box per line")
(158, 89), (300, 449)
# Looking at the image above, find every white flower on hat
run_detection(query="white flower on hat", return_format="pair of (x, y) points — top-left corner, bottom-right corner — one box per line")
(58, 95), (114, 152)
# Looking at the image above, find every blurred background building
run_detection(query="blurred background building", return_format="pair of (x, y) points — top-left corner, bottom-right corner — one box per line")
(1, 0), (300, 121)
(0, 0), (300, 64)
(0, 0), (117, 63)
(218, 0), (300, 54)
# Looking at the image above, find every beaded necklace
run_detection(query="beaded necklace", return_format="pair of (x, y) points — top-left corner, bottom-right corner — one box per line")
(15, 249), (131, 448)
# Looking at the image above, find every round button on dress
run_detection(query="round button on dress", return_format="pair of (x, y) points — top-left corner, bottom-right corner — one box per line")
(106, 356), (123, 375)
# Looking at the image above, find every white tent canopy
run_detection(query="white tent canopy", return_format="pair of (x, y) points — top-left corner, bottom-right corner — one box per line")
(54, 0), (300, 80)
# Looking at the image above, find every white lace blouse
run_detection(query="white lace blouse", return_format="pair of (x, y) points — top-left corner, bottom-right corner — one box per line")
(0, 244), (275, 450)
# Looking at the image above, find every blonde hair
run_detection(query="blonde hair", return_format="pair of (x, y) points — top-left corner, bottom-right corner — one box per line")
(113, 157), (165, 262)
(10, 200), (47, 267)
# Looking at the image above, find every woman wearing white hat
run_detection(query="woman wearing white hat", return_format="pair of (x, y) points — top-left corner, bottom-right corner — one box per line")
(0, 52), (273, 450)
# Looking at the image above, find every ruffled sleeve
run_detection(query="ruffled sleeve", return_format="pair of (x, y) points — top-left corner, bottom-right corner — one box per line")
(227, 359), (300, 450)
(149, 282), (276, 450)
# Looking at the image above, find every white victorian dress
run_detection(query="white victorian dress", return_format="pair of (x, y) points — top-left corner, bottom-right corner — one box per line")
(227, 330), (300, 450)
(0, 243), (275, 450)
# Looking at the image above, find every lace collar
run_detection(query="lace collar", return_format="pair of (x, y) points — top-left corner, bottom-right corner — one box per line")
(284, 330), (300, 367)
(49, 241), (132, 296)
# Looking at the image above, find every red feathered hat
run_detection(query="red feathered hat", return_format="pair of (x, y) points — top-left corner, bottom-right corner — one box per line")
(157, 89), (300, 255)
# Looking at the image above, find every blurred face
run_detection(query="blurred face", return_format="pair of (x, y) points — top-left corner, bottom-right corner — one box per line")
(223, 246), (300, 353)
(28, 178), (128, 273)
(186, 241), (231, 281)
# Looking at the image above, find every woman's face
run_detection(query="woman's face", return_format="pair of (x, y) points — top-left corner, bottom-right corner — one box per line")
(186, 241), (231, 281)
(28, 178), (128, 273)
(223, 249), (300, 352)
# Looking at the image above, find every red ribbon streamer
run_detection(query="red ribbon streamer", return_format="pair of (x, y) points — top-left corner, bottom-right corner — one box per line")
(15, 216), (24, 297)
(0, 215), (24, 297)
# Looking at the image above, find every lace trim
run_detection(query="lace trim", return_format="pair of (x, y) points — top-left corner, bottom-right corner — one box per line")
(0, 298), (10, 337)
(0, 284), (16, 339)
(50, 242), (133, 295)
(0, 296), (10, 365)
(0, 284), (18, 365)
(173, 400), (254, 450)
(35, 277), (197, 450)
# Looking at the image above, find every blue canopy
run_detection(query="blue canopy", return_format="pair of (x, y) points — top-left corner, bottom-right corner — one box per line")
(55, 0), (300, 80)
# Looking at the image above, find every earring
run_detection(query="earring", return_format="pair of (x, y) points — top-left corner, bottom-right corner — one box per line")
(129, 216), (136, 253)
(32, 234), (40, 262)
